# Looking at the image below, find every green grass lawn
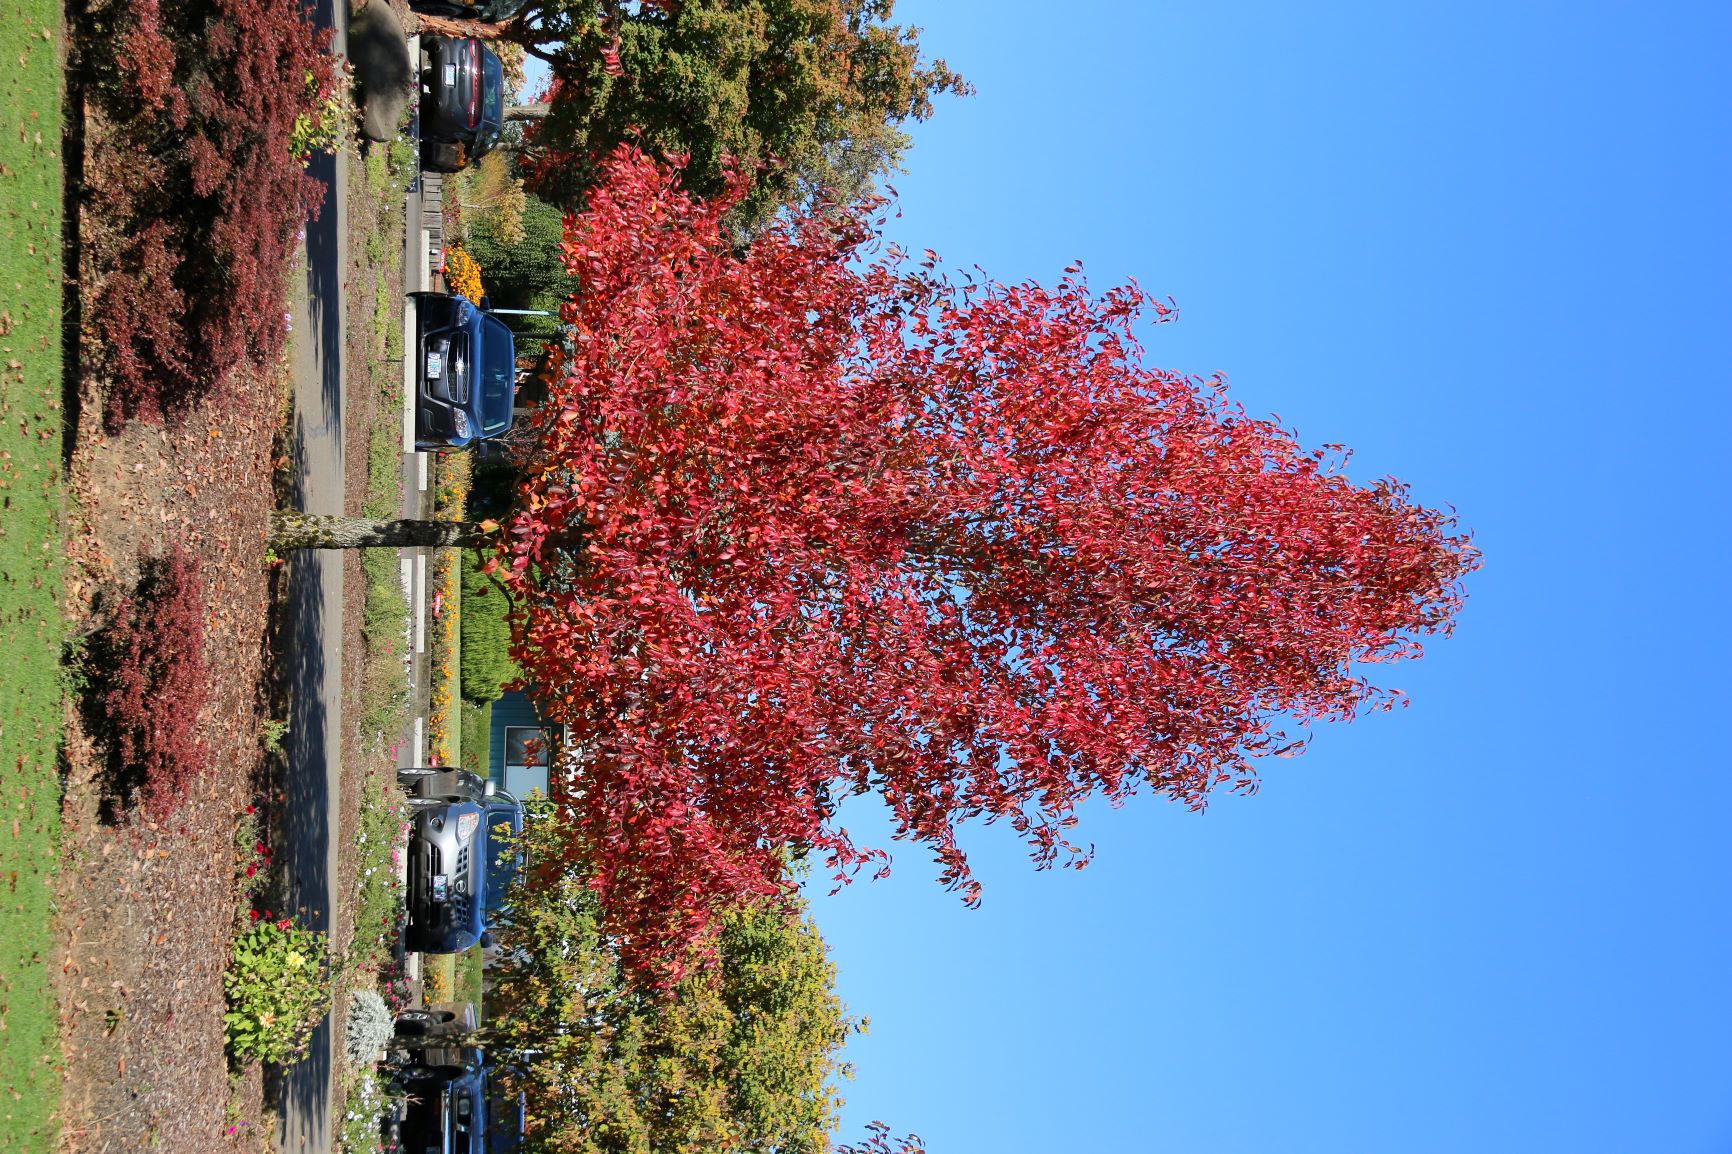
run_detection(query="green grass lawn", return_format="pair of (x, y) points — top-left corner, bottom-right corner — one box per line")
(0, 0), (64, 1147)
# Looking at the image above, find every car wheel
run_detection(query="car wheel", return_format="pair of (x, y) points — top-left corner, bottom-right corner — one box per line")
(395, 1009), (438, 1035)
(398, 766), (437, 785)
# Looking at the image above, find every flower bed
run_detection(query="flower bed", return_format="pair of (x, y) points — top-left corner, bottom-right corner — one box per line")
(223, 917), (330, 1065)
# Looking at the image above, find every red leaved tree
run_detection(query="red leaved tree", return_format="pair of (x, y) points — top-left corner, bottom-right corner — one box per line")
(499, 146), (1477, 980)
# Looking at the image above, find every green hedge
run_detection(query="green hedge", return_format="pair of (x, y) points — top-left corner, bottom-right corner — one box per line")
(460, 699), (491, 780)
(460, 552), (518, 703)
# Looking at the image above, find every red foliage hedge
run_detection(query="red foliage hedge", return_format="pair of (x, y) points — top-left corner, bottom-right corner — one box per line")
(86, 0), (333, 425)
(94, 547), (212, 820)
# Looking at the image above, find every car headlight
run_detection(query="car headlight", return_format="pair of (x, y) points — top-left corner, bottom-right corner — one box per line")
(456, 812), (479, 844)
(452, 409), (471, 438)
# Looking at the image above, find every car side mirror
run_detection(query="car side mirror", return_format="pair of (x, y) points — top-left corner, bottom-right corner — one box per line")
(480, 932), (495, 949)
(478, 295), (492, 311)
(484, 780), (497, 796)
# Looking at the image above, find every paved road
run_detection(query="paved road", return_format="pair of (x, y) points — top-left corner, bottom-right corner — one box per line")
(279, 0), (349, 1144)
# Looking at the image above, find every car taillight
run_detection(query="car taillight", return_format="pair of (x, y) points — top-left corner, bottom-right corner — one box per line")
(469, 41), (480, 126)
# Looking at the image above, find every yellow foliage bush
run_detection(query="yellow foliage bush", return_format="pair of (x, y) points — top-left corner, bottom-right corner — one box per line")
(427, 550), (461, 766)
(445, 245), (485, 304)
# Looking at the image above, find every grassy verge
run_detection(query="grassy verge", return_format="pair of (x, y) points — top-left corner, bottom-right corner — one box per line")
(0, 0), (64, 1146)
(335, 139), (420, 1154)
(346, 772), (405, 975)
(352, 139), (419, 752)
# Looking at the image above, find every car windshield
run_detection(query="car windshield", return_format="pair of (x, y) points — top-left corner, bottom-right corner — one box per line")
(469, 49), (504, 154)
(479, 315), (515, 434)
(484, 810), (521, 905)
(485, 1088), (527, 1154)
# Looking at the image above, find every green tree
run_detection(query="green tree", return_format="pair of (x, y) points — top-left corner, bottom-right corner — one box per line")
(420, 0), (968, 231)
(487, 818), (857, 1154)
(467, 195), (569, 313)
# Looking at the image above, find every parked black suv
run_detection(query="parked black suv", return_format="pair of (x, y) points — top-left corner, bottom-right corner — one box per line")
(420, 36), (504, 173)
(386, 1004), (525, 1153)
(410, 291), (516, 450)
(389, 1039), (488, 1154)
(405, 787), (525, 954)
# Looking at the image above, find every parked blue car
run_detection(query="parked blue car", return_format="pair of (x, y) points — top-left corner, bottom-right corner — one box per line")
(410, 291), (516, 451)
(404, 787), (524, 954)
(390, 1040), (488, 1153)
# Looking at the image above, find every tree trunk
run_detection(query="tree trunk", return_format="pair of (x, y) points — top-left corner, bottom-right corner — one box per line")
(505, 103), (551, 122)
(270, 512), (495, 551)
(409, 12), (514, 41)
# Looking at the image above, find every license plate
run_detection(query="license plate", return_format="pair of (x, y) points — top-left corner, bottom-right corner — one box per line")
(431, 873), (448, 902)
(443, 63), (457, 88)
(426, 351), (444, 380)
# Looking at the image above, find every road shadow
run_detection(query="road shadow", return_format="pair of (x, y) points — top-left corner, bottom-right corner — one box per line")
(271, 542), (334, 1140)
(275, 0), (347, 1136)
(305, 144), (346, 436)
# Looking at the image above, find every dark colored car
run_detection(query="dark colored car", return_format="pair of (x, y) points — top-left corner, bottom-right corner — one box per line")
(405, 789), (525, 954)
(390, 1042), (488, 1154)
(410, 291), (516, 451)
(420, 36), (503, 173)
(387, 1037), (525, 1154)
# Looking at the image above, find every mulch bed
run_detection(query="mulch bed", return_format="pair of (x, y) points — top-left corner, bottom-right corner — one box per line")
(53, 375), (282, 1152)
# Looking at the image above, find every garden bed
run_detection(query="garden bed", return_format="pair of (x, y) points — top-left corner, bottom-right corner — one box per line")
(52, 328), (285, 1152)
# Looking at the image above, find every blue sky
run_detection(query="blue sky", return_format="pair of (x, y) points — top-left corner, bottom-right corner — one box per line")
(804, 3), (1732, 1152)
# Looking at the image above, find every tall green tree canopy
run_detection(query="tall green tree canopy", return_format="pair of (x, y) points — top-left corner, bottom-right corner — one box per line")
(491, 817), (859, 1154)
(424, 0), (968, 230)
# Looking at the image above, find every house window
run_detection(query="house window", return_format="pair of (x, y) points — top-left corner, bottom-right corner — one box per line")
(504, 725), (556, 799)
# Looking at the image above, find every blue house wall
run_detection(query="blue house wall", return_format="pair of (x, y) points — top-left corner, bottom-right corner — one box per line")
(488, 690), (550, 787)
